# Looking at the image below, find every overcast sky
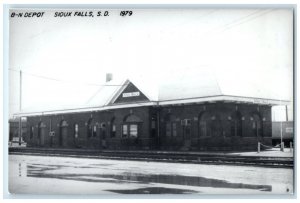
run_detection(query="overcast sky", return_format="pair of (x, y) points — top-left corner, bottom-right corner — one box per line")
(9, 8), (293, 120)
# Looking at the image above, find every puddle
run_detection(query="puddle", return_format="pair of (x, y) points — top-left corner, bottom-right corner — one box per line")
(25, 163), (272, 192)
(97, 173), (272, 192)
(90, 164), (114, 167)
(106, 187), (197, 194)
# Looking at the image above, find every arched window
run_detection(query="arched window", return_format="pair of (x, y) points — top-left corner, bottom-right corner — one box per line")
(60, 120), (68, 126)
(122, 114), (143, 138)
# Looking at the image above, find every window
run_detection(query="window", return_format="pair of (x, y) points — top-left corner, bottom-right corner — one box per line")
(122, 124), (138, 138)
(122, 114), (142, 138)
(88, 125), (92, 138)
(122, 125), (128, 137)
(111, 118), (116, 138)
(30, 126), (34, 139)
(87, 119), (95, 138)
(93, 125), (97, 137)
(252, 113), (262, 137)
(151, 120), (156, 137)
(111, 124), (116, 137)
(198, 112), (209, 137)
(74, 124), (79, 138)
(129, 124), (138, 138)
(87, 118), (93, 138)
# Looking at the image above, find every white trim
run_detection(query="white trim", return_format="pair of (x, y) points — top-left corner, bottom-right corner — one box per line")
(14, 102), (158, 117)
(158, 95), (290, 106)
(109, 79), (130, 104)
(14, 95), (289, 117)
(129, 81), (154, 102)
(109, 80), (152, 104)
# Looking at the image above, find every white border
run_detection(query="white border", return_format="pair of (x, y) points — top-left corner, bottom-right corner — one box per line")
(2, 1), (298, 201)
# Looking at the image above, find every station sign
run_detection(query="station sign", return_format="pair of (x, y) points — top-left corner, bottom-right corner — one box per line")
(253, 98), (270, 104)
(122, 92), (140, 98)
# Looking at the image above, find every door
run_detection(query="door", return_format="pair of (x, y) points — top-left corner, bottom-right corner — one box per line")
(101, 123), (107, 149)
(59, 121), (68, 147)
(184, 125), (192, 148)
(39, 127), (45, 146)
(38, 122), (46, 147)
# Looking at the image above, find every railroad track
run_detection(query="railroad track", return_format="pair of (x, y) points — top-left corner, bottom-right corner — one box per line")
(9, 147), (294, 168)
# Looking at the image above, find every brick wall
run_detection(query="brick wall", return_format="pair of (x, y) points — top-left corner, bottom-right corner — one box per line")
(158, 102), (272, 150)
(26, 106), (152, 150)
(25, 102), (272, 151)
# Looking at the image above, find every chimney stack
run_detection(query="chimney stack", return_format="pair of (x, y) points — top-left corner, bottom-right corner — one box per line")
(106, 73), (113, 82)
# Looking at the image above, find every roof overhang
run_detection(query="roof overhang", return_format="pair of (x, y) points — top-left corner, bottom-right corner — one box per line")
(14, 95), (290, 118)
(14, 102), (158, 117)
(158, 95), (290, 106)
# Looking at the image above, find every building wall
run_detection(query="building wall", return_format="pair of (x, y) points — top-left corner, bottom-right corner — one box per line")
(26, 106), (153, 150)
(159, 102), (272, 150)
(25, 102), (272, 151)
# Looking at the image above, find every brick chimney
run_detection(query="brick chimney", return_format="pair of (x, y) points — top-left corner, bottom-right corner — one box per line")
(106, 73), (113, 82)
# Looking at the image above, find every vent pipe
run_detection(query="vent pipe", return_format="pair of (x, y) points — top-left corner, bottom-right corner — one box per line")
(106, 73), (113, 82)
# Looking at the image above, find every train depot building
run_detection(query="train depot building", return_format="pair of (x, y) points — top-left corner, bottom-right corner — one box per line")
(19, 72), (289, 151)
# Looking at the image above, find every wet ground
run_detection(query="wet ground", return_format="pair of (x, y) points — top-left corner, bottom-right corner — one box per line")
(9, 154), (293, 195)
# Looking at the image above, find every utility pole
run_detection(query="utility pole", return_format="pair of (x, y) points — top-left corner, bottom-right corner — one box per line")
(18, 70), (22, 146)
(157, 107), (160, 149)
(280, 120), (283, 146)
(50, 118), (52, 147)
(279, 102), (284, 152)
(285, 105), (289, 121)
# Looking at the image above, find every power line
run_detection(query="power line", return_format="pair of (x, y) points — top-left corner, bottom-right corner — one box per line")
(218, 9), (264, 31)
(9, 68), (125, 87)
(199, 9), (261, 37)
(202, 9), (274, 38)
(217, 9), (275, 34)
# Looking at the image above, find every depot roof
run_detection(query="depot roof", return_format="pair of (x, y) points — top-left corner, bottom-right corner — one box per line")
(15, 68), (290, 117)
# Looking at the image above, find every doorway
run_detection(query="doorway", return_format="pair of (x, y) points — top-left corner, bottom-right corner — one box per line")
(59, 120), (68, 147)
